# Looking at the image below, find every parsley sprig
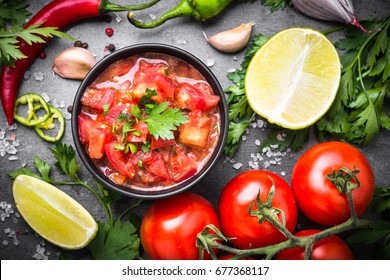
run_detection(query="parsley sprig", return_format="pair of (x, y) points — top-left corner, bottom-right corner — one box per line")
(0, 0), (73, 66)
(318, 16), (390, 145)
(225, 15), (390, 157)
(8, 142), (142, 260)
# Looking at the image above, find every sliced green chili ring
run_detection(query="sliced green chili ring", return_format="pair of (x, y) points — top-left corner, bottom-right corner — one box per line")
(34, 106), (65, 142)
(14, 93), (51, 127)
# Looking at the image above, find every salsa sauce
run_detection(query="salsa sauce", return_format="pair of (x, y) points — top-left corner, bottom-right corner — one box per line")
(78, 53), (221, 191)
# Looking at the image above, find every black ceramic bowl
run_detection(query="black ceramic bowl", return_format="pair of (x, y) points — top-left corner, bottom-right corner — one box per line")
(71, 43), (228, 199)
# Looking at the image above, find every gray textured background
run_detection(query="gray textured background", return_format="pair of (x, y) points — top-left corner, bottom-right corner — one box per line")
(1, 0), (389, 260)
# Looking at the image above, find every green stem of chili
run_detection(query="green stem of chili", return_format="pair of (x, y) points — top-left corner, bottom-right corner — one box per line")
(128, 0), (194, 28)
(128, 0), (233, 29)
(100, 0), (161, 14)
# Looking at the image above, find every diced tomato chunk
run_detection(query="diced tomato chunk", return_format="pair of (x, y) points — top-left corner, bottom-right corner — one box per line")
(81, 88), (115, 111)
(175, 82), (219, 112)
(103, 103), (130, 123)
(127, 121), (149, 143)
(178, 110), (211, 148)
(78, 113), (95, 144)
(193, 83), (220, 111)
(88, 131), (108, 159)
(151, 137), (175, 149)
(170, 149), (197, 182)
(105, 142), (139, 179)
(142, 151), (171, 180)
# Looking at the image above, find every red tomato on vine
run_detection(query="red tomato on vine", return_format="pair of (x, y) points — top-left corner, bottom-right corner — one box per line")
(140, 192), (220, 260)
(274, 229), (354, 260)
(291, 141), (375, 226)
(218, 170), (298, 249)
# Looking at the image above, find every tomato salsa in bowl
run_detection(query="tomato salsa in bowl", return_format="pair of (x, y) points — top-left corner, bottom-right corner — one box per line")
(71, 44), (228, 199)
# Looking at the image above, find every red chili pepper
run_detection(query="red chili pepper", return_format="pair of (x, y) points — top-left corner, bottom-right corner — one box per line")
(0, 0), (160, 125)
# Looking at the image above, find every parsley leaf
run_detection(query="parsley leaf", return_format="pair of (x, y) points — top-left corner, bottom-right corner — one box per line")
(347, 220), (390, 259)
(0, 0), (30, 28)
(260, 0), (290, 11)
(87, 220), (141, 260)
(0, 21), (74, 67)
(0, 0), (75, 67)
(224, 34), (266, 157)
(317, 16), (390, 145)
(50, 142), (81, 180)
(144, 102), (188, 140)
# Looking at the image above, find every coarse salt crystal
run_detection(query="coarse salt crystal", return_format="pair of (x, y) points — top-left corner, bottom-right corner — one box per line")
(8, 155), (18, 161)
(255, 139), (261, 146)
(206, 58), (215, 67)
(232, 162), (243, 170)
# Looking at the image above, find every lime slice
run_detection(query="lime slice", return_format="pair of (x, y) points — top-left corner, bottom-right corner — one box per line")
(245, 28), (341, 130)
(13, 175), (97, 249)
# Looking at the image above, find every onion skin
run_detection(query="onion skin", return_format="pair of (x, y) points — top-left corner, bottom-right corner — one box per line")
(291, 0), (366, 31)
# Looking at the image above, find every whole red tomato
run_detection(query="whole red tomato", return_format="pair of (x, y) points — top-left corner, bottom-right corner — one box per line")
(274, 229), (354, 260)
(140, 192), (220, 260)
(218, 170), (298, 249)
(291, 141), (375, 226)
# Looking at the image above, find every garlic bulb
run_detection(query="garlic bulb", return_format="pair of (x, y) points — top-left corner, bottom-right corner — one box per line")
(205, 22), (254, 53)
(52, 47), (97, 80)
(291, 0), (366, 31)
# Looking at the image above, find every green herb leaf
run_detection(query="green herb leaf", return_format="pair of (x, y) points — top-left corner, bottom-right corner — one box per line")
(317, 16), (390, 145)
(347, 220), (390, 259)
(87, 220), (141, 260)
(102, 104), (110, 116)
(34, 156), (51, 181)
(144, 102), (188, 140)
(8, 168), (37, 180)
(49, 142), (81, 180)
(0, 0), (30, 28)
(131, 105), (142, 119)
(224, 34), (268, 157)
(0, 21), (74, 67)
(139, 88), (157, 106)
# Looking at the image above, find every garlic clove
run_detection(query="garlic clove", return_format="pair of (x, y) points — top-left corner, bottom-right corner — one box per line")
(52, 47), (97, 80)
(206, 22), (254, 53)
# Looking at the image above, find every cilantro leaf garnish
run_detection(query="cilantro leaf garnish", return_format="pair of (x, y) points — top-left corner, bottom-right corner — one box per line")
(87, 220), (141, 260)
(144, 102), (188, 140)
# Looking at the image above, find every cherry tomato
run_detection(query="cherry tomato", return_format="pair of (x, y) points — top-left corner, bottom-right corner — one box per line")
(274, 229), (354, 260)
(291, 141), (375, 226)
(141, 192), (220, 260)
(218, 170), (298, 249)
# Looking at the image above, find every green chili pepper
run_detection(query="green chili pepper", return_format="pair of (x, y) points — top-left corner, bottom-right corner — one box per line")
(14, 93), (51, 127)
(34, 106), (65, 143)
(128, 0), (233, 28)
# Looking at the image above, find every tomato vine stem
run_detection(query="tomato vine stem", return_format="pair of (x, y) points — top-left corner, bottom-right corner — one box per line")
(197, 167), (371, 259)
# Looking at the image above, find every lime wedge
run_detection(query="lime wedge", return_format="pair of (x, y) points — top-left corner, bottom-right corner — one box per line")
(13, 175), (97, 249)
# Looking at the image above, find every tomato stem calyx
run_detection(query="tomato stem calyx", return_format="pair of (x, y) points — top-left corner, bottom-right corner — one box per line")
(326, 167), (361, 194)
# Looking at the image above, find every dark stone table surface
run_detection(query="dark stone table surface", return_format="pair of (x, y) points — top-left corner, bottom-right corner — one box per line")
(1, 0), (389, 260)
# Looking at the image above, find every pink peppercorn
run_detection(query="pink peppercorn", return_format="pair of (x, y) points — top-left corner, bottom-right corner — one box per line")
(39, 51), (47, 59)
(105, 27), (114, 37)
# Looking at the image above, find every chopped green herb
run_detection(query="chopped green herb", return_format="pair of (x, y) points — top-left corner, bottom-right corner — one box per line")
(131, 105), (142, 119)
(139, 88), (157, 106)
(102, 104), (110, 116)
(125, 143), (138, 154)
(116, 112), (130, 122)
(114, 143), (125, 151)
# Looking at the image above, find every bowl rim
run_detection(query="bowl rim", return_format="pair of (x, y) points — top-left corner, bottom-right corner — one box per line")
(71, 43), (228, 200)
